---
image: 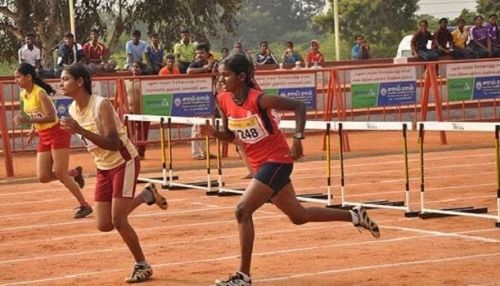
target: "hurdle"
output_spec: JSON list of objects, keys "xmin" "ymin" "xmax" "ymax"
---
[
  {"xmin": 417, "ymin": 121, "xmax": 500, "ymax": 228},
  {"xmin": 216, "ymin": 119, "xmax": 338, "ymax": 205},
  {"xmin": 329, "ymin": 121, "xmax": 417, "ymax": 216},
  {"xmin": 125, "ymin": 114, "xmax": 219, "ymax": 193}
]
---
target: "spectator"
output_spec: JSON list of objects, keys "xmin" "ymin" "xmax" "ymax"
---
[
  {"xmin": 146, "ymin": 32, "xmax": 165, "ymax": 74},
  {"xmin": 255, "ymin": 41, "xmax": 277, "ymax": 65},
  {"xmin": 173, "ymin": 28, "xmax": 196, "ymax": 74},
  {"xmin": 125, "ymin": 30, "xmax": 149, "ymax": 72},
  {"xmin": 187, "ymin": 43, "xmax": 216, "ymax": 160},
  {"xmin": 54, "ymin": 32, "xmax": 84, "ymax": 77},
  {"xmin": 486, "ymin": 14, "xmax": 500, "ymax": 57},
  {"xmin": 281, "ymin": 41, "xmax": 303, "ymax": 65},
  {"xmin": 212, "ymin": 47, "xmax": 230, "ymax": 73},
  {"xmin": 232, "ymin": 42, "xmax": 253, "ymax": 64},
  {"xmin": 451, "ymin": 18, "xmax": 473, "ymax": 59},
  {"xmin": 469, "ymin": 15, "xmax": 491, "ymax": 58},
  {"xmin": 351, "ymin": 34, "xmax": 371, "ymax": 60},
  {"xmin": 159, "ymin": 54, "xmax": 180, "ymax": 76},
  {"xmin": 433, "ymin": 18, "xmax": 456, "ymax": 58},
  {"xmin": 411, "ymin": 20, "xmax": 439, "ymax": 61},
  {"xmin": 18, "ymin": 33, "xmax": 52, "ymax": 78},
  {"xmin": 82, "ymin": 29, "xmax": 112, "ymax": 74},
  {"xmin": 126, "ymin": 61, "xmax": 149, "ymax": 159},
  {"xmin": 306, "ymin": 39, "xmax": 325, "ymax": 66}
]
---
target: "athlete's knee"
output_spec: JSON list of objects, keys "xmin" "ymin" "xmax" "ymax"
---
[
  {"xmin": 234, "ymin": 203, "xmax": 252, "ymax": 223},
  {"xmin": 111, "ymin": 215, "xmax": 129, "ymax": 231},
  {"xmin": 38, "ymin": 174, "xmax": 51, "ymax": 183},
  {"xmin": 289, "ymin": 214, "xmax": 308, "ymax": 225},
  {"xmin": 53, "ymin": 169, "xmax": 67, "ymax": 181},
  {"xmin": 97, "ymin": 222, "xmax": 114, "ymax": 232}
]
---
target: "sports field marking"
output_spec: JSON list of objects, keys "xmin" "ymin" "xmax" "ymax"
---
[
  {"xmin": 381, "ymin": 225, "xmax": 499, "ymax": 243},
  {"xmin": 255, "ymin": 252, "xmax": 500, "ymax": 283},
  {"xmin": 2, "ymin": 232, "xmax": 498, "ymax": 286}
]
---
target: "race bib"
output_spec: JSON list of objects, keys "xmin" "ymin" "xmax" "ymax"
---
[
  {"xmin": 228, "ymin": 114, "xmax": 268, "ymax": 144},
  {"xmin": 24, "ymin": 106, "xmax": 44, "ymax": 119}
]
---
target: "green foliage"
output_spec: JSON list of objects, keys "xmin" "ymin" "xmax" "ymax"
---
[
  {"xmin": 457, "ymin": 9, "xmax": 478, "ymax": 25},
  {"xmin": 477, "ymin": 0, "xmax": 500, "ymax": 17},
  {"xmin": 0, "ymin": 61, "xmax": 17, "ymax": 76},
  {"xmin": 314, "ymin": 0, "xmax": 419, "ymax": 58}
]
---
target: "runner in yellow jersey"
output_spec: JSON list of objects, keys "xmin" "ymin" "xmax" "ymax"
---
[{"xmin": 14, "ymin": 63, "xmax": 92, "ymax": 218}]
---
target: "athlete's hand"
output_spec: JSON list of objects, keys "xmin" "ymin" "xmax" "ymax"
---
[
  {"xmin": 26, "ymin": 129, "xmax": 37, "ymax": 144},
  {"xmin": 60, "ymin": 116, "xmax": 82, "ymax": 134},
  {"xmin": 289, "ymin": 139, "xmax": 303, "ymax": 160},
  {"xmin": 14, "ymin": 115, "xmax": 29, "ymax": 125}
]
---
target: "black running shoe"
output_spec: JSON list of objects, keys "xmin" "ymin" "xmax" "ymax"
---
[
  {"xmin": 352, "ymin": 206, "xmax": 380, "ymax": 238},
  {"xmin": 125, "ymin": 264, "xmax": 153, "ymax": 283},
  {"xmin": 73, "ymin": 166, "xmax": 85, "ymax": 188},
  {"xmin": 74, "ymin": 205, "xmax": 93, "ymax": 219}
]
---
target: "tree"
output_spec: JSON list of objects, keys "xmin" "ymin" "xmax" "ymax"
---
[
  {"xmin": 314, "ymin": 0, "xmax": 419, "ymax": 58},
  {"xmin": 476, "ymin": 0, "xmax": 500, "ymax": 17},
  {"xmin": 457, "ymin": 8, "xmax": 477, "ymax": 25},
  {"xmin": 0, "ymin": 0, "xmax": 243, "ymax": 67}
]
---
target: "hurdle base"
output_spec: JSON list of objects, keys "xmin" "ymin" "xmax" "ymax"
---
[
  {"xmin": 327, "ymin": 200, "xmax": 405, "ymax": 210},
  {"xmin": 167, "ymin": 180, "xmax": 219, "ymax": 190},
  {"xmin": 419, "ymin": 207, "xmax": 488, "ymax": 219},
  {"xmin": 296, "ymin": 193, "xmax": 329, "ymax": 200},
  {"xmin": 137, "ymin": 175, "xmax": 179, "ymax": 184},
  {"xmin": 404, "ymin": 211, "xmax": 420, "ymax": 217},
  {"xmin": 217, "ymin": 189, "xmax": 245, "ymax": 197},
  {"xmin": 495, "ymin": 222, "xmax": 500, "ymax": 228}
]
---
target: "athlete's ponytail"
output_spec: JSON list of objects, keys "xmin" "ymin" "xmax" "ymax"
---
[{"xmin": 16, "ymin": 63, "xmax": 56, "ymax": 95}]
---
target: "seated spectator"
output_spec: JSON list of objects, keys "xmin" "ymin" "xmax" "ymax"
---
[
  {"xmin": 451, "ymin": 18, "xmax": 473, "ymax": 59},
  {"xmin": 174, "ymin": 28, "xmax": 196, "ymax": 74},
  {"xmin": 147, "ymin": 32, "xmax": 165, "ymax": 74},
  {"xmin": 125, "ymin": 30, "xmax": 149, "ymax": 72},
  {"xmin": 411, "ymin": 20, "xmax": 439, "ymax": 61},
  {"xmin": 232, "ymin": 42, "xmax": 253, "ymax": 64},
  {"xmin": 212, "ymin": 47, "xmax": 230, "ymax": 73},
  {"xmin": 255, "ymin": 41, "xmax": 277, "ymax": 65},
  {"xmin": 159, "ymin": 54, "xmax": 180, "ymax": 76},
  {"xmin": 306, "ymin": 39, "xmax": 325, "ymax": 66},
  {"xmin": 433, "ymin": 18, "xmax": 458, "ymax": 58},
  {"xmin": 18, "ymin": 33, "xmax": 52, "ymax": 78},
  {"xmin": 54, "ymin": 32, "xmax": 84, "ymax": 77},
  {"xmin": 469, "ymin": 15, "xmax": 491, "ymax": 58},
  {"xmin": 82, "ymin": 29, "xmax": 115, "ymax": 74},
  {"xmin": 126, "ymin": 61, "xmax": 149, "ymax": 159},
  {"xmin": 351, "ymin": 35, "xmax": 371, "ymax": 60},
  {"xmin": 281, "ymin": 41, "xmax": 303, "ymax": 64},
  {"xmin": 486, "ymin": 14, "xmax": 500, "ymax": 57}
]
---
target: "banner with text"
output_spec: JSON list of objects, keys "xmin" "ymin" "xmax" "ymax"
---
[
  {"xmin": 141, "ymin": 77, "xmax": 214, "ymax": 116},
  {"xmin": 254, "ymin": 72, "xmax": 316, "ymax": 109},
  {"xmin": 350, "ymin": 66, "xmax": 417, "ymax": 108},
  {"xmin": 447, "ymin": 62, "xmax": 500, "ymax": 101}
]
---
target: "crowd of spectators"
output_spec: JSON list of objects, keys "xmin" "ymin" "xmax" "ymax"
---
[{"xmin": 17, "ymin": 13, "xmax": 500, "ymax": 79}]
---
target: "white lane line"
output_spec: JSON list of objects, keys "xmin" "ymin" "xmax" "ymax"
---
[
  {"xmin": 381, "ymin": 225, "xmax": 499, "ymax": 243},
  {"xmin": 2, "ymin": 232, "xmax": 497, "ymax": 286},
  {"xmin": 256, "ymin": 252, "xmax": 500, "ymax": 283},
  {"xmin": 191, "ymin": 202, "xmax": 222, "ymax": 208}
]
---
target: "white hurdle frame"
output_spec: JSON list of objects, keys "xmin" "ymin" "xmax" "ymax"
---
[
  {"xmin": 335, "ymin": 121, "xmax": 415, "ymax": 214},
  {"xmin": 125, "ymin": 114, "xmax": 218, "ymax": 192},
  {"xmin": 417, "ymin": 121, "xmax": 500, "ymax": 227}
]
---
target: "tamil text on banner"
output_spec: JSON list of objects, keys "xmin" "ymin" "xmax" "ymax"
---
[
  {"xmin": 141, "ymin": 77, "xmax": 214, "ymax": 116},
  {"xmin": 447, "ymin": 61, "xmax": 500, "ymax": 102},
  {"xmin": 254, "ymin": 72, "xmax": 316, "ymax": 109},
  {"xmin": 350, "ymin": 66, "xmax": 417, "ymax": 108}
]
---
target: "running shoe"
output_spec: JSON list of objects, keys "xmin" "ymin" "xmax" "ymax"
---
[
  {"xmin": 74, "ymin": 205, "xmax": 93, "ymax": 219},
  {"xmin": 125, "ymin": 264, "xmax": 153, "ymax": 283},
  {"xmin": 144, "ymin": 183, "xmax": 168, "ymax": 210},
  {"xmin": 73, "ymin": 166, "xmax": 85, "ymax": 188},
  {"xmin": 214, "ymin": 272, "xmax": 252, "ymax": 286},
  {"xmin": 352, "ymin": 206, "xmax": 380, "ymax": 238}
]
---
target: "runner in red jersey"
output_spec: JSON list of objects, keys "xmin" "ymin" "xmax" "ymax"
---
[{"xmin": 203, "ymin": 53, "xmax": 381, "ymax": 286}]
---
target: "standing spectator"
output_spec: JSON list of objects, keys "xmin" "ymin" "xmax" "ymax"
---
[
  {"xmin": 351, "ymin": 35, "xmax": 371, "ymax": 60},
  {"xmin": 146, "ymin": 33, "xmax": 165, "ymax": 75},
  {"xmin": 255, "ymin": 41, "xmax": 277, "ymax": 65},
  {"xmin": 451, "ymin": 18, "xmax": 473, "ymax": 59},
  {"xmin": 433, "ymin": 18, "xmax": 456, "ymax": 58},
  {"xmin": 411, "ymin": 20, "xmax": 439, "ymax": 61},
  {"xmin": 486, "ymin": 14, "xmax": 500, "ymax": 57},
  {"xmin": 82, "ymin": 29, "xmax": 110, "ymax": 74},
  {"xmin": 18, "ymin": 33, "xmax": 52, "ymax": 78},
  {"xmin": 212, "ymin": 47, "xmax": 230, "ymax": 73},
  {"xmin": 187, "ymin": 43, "xmax": 216, "ymax": 160},
  {"xmin": 54, "ymin": 32, "xmax": 84, "ymax": 77},
  {"xmin": 159, "ymin": 54, "xmax": 180, "ymax": 76},
  {"xmin": 125, "ymin": 30, "xmax": 149, "ymax": 72},
  {"xmin": 173, "ymin": 28, "xmax": 196, "ymax": 74},
  {"xmin": 126, "ymin": 61, "xmax": 150, "ymax": 159},
  {"xmin": 232, "ymin": 42, "xmax": 253, "ymax": 64},
  {"xmin": 469, "ymin": 15, "xmax": 491, "ymax": 58},
  {"xmin": 306, "ymin": 39, "xmax": 325, "ymax": 66},
  {"xmin": 281, "ymin": 41, "xmax": 304, "ymax": 65}
]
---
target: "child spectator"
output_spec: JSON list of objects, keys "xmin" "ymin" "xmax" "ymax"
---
[
  {"xmin": 351, "ymin": 35, "xmax": 371, "ymax": 60},
  {"xmin": 411, "ymin": 20, "xmax": 439, "ymax": 61},
  {"xmin": 159, "ymin": 54, "xmax": 180, "ymax": 76}
]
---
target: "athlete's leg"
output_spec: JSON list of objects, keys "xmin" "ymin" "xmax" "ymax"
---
[
  {"xmin": 36, "ymin": 150, "xmax": 55, "ymax": 183},
  {"xmin": 235, "ymin": 179, "xmax": 274, "ymax": 275},
  {"xmin": 52, "ymin": 148, "xmax": 90, "ymax": 206},
  {"xmin": 112, "ymin": 197, "xmax": 146, "ymax": 263},
  {"xmin": 95, "ymin": 201, "xmax": 114, "ymax": 231}
]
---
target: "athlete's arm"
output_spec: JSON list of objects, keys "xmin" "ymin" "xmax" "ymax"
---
[
  {"xmin": 18, "ymin": 90, "xmax": 57, "ymax": 125},
  {"xmin": 200, "ymin": 103, "xmax": 235, "ymax": 142}
]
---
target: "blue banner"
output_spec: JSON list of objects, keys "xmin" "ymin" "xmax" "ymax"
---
[
  {"xmin": 377, "ymin": 81, "xmax": 417, "ymax": 106},
  {"xmin": 277, "ymin": 87, "xmax": 316, "ymax": 109},
  {"xmin": 53, "ymin": 98, "xmax": 73, "ymax": 118},
  {"xmin": 473, "ymin": 76, "xmax": 500, "ymax": 100},
  {"xmin": 171, "ymin": 92, "xmax": 214, "ymax": 117}
]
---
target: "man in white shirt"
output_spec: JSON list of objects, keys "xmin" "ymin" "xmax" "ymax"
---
[{"xmin": 18, "ymin": 33, "xmax": 53, "ymax": 78}]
